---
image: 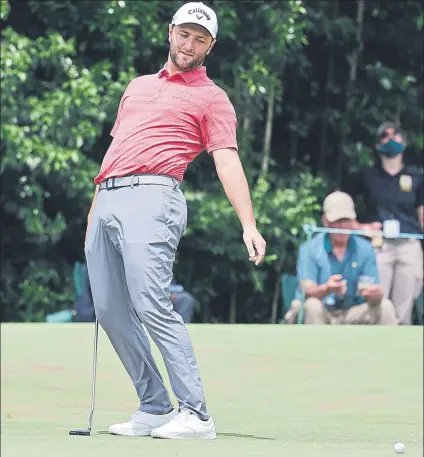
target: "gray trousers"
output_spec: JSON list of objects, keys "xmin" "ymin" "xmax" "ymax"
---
[{"xmin": 84, "ymin": 175, "xmax": 209, "ymax": 420}]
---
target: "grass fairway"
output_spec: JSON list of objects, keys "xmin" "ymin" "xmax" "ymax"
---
[{"xmin": 1, "ymin": 324, "xmax": 423, "ymax": 457}]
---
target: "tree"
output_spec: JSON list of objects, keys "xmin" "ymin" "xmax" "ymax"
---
[{"xmin": 1, "ymin": 0, "xmax": 422, "ymax": 323}]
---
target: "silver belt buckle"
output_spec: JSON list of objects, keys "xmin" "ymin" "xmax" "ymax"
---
[{"xmin": 131, "ymin": 175, "xmax": 139, "ymax": 188}]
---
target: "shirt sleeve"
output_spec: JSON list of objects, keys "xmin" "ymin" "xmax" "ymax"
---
[
  {"xmin": 200, "ymin": 91, "xmax": 238, "ymax": 153},
  {"xmin": 415, "ymin": 173, "xmax": 424, "ymax": 208},
  {"xmin": 360, "ymin": 246, "xmax": 380, "ymax": 285},
  {"xmin": 297, "ymin": 241, "xmax": 319, "ymax": 283}
]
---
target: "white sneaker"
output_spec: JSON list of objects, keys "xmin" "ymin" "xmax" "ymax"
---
[
  {"xmin": 150, "ymin": 410, "xmax": 216, "ymax": 440},
  {"xmin": 109, "ymin": 410, "xmax": 177, "ymax": 436}
]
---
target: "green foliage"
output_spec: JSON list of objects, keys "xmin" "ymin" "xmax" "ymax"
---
[
  {"xmin": 1, "ymin": 0, "xmax": 422, "ymax": 322},
  {"xmin": 0, "ymin": 0, "xmax": 9, "ymax": 20}
]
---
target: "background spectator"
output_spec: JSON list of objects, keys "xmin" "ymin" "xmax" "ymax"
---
[
  {"xmin": 284, "ymin": 191, "xmax": 397, "ymax": 325},
  {"xmin": 170, "ymin": 280, "xmax": 198, "ymax": 324},
  {"xmin": 341, "ymin": 122, "xmax": 424, "ymax": 324}
]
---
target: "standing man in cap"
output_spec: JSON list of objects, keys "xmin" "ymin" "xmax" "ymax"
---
[
  {"xmin": 284, "ymin": 191, "xmax": 397, "ymax": 325},
  {"xmin": 342, "ymin": 122, "xmax": 423, "ymax": 325},
  {"xmin": 84, "ymin": 2, "xmax": 266, "ymax": 440}
]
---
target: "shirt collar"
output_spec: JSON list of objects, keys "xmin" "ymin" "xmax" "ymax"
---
[
  {"xmin": 158, "ymin": 63, "xmax": 207, "ymax": 83},
  {"xmin": 375, "ymin": 161, "xmax": 406, "ymax": 177},
  {"xmin": 324, "ymin": 233, "xmax": 356, "ymax": 254}
]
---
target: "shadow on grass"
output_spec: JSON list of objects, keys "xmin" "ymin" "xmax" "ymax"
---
[{"xmin": 218, "ymin": 432, "xmax": 275, "ymax": 441}]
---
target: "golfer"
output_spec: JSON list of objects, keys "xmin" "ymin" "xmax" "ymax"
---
[{"xmin": 84, "ymin": 2, "xmax": 266, "ymax": 440}]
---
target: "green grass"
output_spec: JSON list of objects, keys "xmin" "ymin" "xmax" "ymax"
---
[{"xmin": 1, "ymin": 323, "xmax": 423, "ymax": 457}]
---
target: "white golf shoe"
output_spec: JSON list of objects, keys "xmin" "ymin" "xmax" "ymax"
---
[
  {"xmin": 109, "ymin": 409, "xmax": 177, "ymax": 436},
  {"xmin": 150, "ymin": 409, "xmax": 216, "ymax": 440}
]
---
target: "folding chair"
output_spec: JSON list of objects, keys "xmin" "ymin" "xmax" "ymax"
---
[{"xmin": 280, "ymin": 273, "xmax": 300, "ymax": 323}]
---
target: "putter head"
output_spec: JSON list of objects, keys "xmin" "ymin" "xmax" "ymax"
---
[{"xmin": 69, "ymin": 429, "xmax": 91, "ymax": 436}]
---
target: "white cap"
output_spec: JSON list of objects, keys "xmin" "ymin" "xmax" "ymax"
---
[
  {"xmin": 171, "ymin": 2, "xmax": 218, "ymax": 39},
  {"xmin": 323, "ymin": 191, "xmax": 356, "ymax": 222}
]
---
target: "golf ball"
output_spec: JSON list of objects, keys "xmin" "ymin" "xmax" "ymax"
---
[{"xmin": 394, "ymin": 442, "xmax": 406, "ymax": 454}]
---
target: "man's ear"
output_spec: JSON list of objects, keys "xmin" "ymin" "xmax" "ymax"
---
[
  {"xmin": 168, "ymin": 24, "xmax": 173, "ymax": 42},
  {"xmin": 322, "ymin": 215, "xmax": 329, "ymax": 227},
  {"xmin": 206, "ymin": 39, "xmax": 216, "ymax": 55}
]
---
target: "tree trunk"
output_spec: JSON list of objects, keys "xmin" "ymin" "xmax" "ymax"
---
[
  {"xmin": 229, "ymin": 289, "xmax": 237, "ymax": 324},
  {"xmin": 289, "ymin": 66, "xmax": 299, "ymax": 166},
  {"xmin": 234, "ymin": 66, "xmax": 250, "ymax": 158},
  {"xmin": 185, "ymin": 255, "xmax": 195, "ymax": 291},
  {"xmin": 260, "ymin": 81, "xmax": 275, "ymax": 178},
  {"xmin": 241, "ymin": 114, "xmax": 251, "ymax": 151},
  {"xmin": 318, "ymin": 0, "xmax": 338, "ymax": 174},
  {"xmin": 270, "ymin": 244, "xmax": 287, "ymax": 323},
  {"xmin": 337, "ymin": 0, "xmax": 365, "ymax": 182},
  {"xmin": 202, "ymin": 301, "xmax": 211, "ymax": 323},
  {"xmin": 243, "ymin": 115, "xmax": 251, "ymax": 134}
]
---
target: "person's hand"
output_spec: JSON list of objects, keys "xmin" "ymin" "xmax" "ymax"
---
[
  {"xmin": 361, "ymin": 221, "xmax": 382, "ymax": 235},
  {"xmin": 327, "ymin": 274, "xmax": 347, "ymax": 295},
  {"xmin": 360, "ymin": 284, "xmax": 383, "ymax": 301},
  {"xmin": 243, "ymin": 225, "xmax": 266, "ymax": 266}
]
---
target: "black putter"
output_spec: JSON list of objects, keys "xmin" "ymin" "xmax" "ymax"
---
[{"xmin": 69, "ymin": 319, "xmax": 99, "ymax": 436}]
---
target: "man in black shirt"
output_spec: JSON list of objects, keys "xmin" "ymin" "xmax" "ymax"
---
[{"xmin": 342, "ymin": 121, "xmax": 423, "ymax": 324}]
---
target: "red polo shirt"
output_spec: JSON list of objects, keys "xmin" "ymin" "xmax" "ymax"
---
[{"xmin": 94, "ymin": 65, "xmax": 238, "ymax": 184}]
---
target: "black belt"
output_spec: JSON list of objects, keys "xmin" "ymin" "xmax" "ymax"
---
[{"xmin": 99, "ymin": 174, "xmax": 179, "ymax": 191}]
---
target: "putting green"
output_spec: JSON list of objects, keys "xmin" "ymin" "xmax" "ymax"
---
[{"xmin": 1, "ymin": 324, "xmax": 423, "ymax": 457}]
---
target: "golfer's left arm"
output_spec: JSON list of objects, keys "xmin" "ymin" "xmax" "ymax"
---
[{"xmin": 212, "ymin": 148, "xmax": 266, "ymax": 265}]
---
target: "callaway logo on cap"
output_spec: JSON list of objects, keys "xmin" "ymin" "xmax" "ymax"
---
[{"xmin": 171, "ymin": 2, "xmax": 218, "ymax": 39}]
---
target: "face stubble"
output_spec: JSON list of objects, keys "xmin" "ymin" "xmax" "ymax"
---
[{"xmin": 169, "ymin": 36, "xmax": 209, "ymax": 72}]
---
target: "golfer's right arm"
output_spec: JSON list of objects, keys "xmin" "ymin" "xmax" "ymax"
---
[{"xmin": 85, "ymin": 185, "xmax": 99, "ymax": 242}]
